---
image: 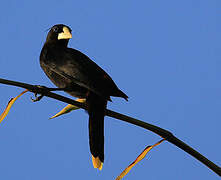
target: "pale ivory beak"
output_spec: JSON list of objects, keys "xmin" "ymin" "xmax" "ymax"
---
[{"xmin": 58, "ymin": 26, "xmax": 72, "ymax": 40}]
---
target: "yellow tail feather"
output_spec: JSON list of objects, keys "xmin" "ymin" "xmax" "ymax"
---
[{"xmin": 92, "ymin": 156, "xmax": 103, "ymax": 170}]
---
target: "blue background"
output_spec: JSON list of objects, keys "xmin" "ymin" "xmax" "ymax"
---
[{"xmin": 0, "ymin": 0, "xmax": 220, "ymax": 179}]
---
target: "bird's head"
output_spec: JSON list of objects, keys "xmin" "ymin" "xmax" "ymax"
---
[{"xmin": 46, "ymin": 24, "xmax": 72, "ymax": 45}]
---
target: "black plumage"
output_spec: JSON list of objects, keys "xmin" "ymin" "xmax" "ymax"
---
[{"xmin": 40, "ymin": 24, "xmax": 128, "ymax": 169}]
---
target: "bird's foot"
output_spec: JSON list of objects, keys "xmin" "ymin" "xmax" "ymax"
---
[
  {"xmin": 31, "ymin": 85, "xmax": 67, "ymax": 102},
  {"xmin": 31, "ymin": 92, "xmax": 44, "ymax": 102},
  {"xmin": 31, "ymin": 85, "xmax": 47, "ymax": 102}
]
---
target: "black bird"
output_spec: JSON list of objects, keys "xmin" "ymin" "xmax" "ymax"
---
[{"xmin": 40, "ymin": 24, "xmax": 128, "ymax": 170}]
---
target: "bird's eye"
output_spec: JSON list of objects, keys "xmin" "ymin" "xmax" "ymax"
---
[{"xmin": 53, "ymin": 27, "xmax": 59, "ymax": 32}]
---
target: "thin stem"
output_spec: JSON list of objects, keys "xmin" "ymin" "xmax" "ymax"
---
[{"xmin": 0, "ymin": 78, "xmax": 220, "ymax": 176}]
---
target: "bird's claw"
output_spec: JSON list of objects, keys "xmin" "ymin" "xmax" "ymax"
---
[
  {"xmin": 31, "ymin": 92, "xmax": 44, "ymax": 102},
  {"xmin": 31, "ymin": 85, "xmax": 48, "ymax": 102}
]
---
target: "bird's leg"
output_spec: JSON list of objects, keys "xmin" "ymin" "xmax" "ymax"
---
[{"xmin": 31, "ymin": 85, "xmax": 67, "ymax": 102}]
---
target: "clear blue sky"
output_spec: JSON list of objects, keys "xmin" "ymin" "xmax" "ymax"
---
[{"xmin": 0, "ymin": 0, "xmax": 220, "ymax": 179}]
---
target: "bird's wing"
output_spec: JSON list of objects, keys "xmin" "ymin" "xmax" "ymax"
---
[
  {"xmin": 65, "ymin": 48, "xmax": 116, "ymax": 85},
  {"xmin": 43, "ymin": 48, "xmax": 115, "ymax": 99}
]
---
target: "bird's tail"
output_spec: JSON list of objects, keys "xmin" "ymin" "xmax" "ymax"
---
[{"xmin": 87, "ymin": 93, "xmax": 107, "ymax": 170}]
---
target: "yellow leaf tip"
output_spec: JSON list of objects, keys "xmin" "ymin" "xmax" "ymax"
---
[
  {"xmin": 49, "ymin": 98, "xmax": 86, "ymax": 119},
  {"xmin": 0, "ymin": 90, "xmax": 28, "ymax": 123}
]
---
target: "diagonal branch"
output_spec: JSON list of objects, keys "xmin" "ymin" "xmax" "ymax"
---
[{"xmin": 0, "ymin": 77, "xmax": 220, "ymax": 176}]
